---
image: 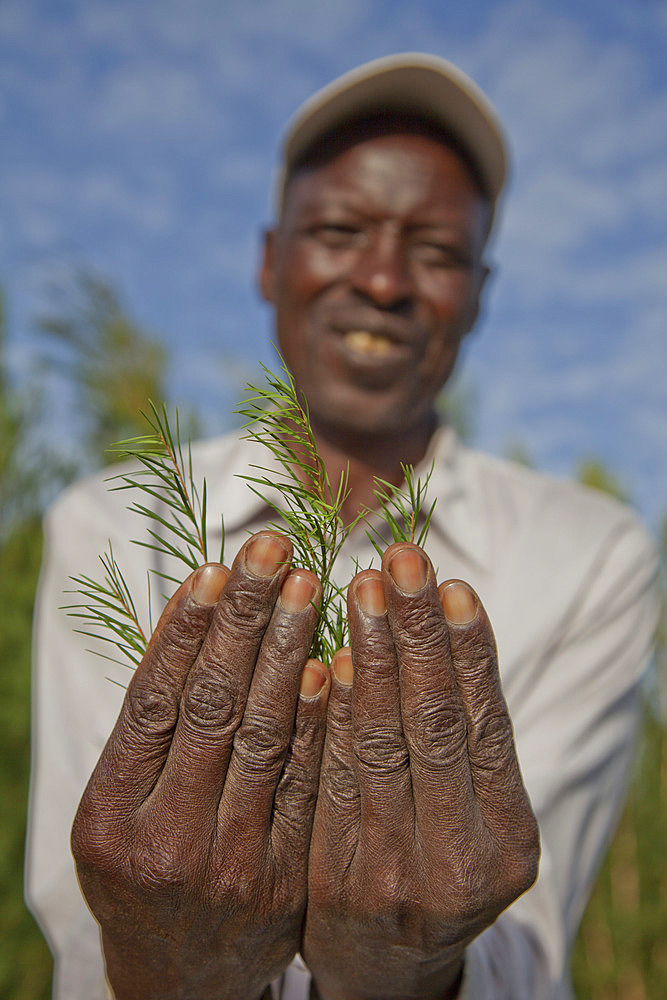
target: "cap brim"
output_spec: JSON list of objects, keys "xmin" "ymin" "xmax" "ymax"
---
[{"xmin": 277, "ymin": 52, "xmax": 508, "ymax": 215}]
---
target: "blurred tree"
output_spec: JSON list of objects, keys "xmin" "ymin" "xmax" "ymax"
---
[
  {"xmin": 503, "ymin": 439, "xmax": 535, "ymax": 468},
  {"xmin": 0, "ymin": 520, "xmax": 52, "ymax": 1000},
  {"xmin": 571, "ymin": 472, "xmax": 665, "ymax": 1000},
  {"xmin": 0, "ymin": 291, "xmax": 45, "ymax": 540},
  {"xmin": 0, "ymin": 286, "xmax": 52, "ymax": 998},
  {"xmin": 36, "ymin": 269, "xmax": 168, "ymax": 466},
  {"xmin": 576, "ymin": 457, "xmax": 630, "ymax": 505}
]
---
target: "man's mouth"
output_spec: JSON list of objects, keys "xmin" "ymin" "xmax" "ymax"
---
[{"xmin": 342, "ymin": 330, "xmax": 395, "ymax": 357}]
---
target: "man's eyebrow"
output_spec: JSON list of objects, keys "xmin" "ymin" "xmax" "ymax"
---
[
  {"xmin": 294, "ymin": 193, "xmax": 370, "ymax": 214},
  {"xmin": 287, "ymin": 199, "xmax": 375, "ymax": 228}
]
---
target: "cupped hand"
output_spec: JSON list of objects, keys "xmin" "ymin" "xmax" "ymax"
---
[
  {"xmin": 71, "ymin": 531, "xmax": 329, "ymax": 1000},
  {"xmin": 303, "ymin": 543, "xmax": 540, "ymax": 1000}
]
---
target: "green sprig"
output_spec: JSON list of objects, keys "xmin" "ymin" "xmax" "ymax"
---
[
  {"xmin": 365, "ymin": 461, "xmax": 437, "ymax": 559},
  {"xmin": 65, "ymin": 544, "xmax": 148, "ymax": 669},
  {"xmin": 236, "ymin": 358, "xmax": 364, "ymax": 662},
  {"xmin": 66, "ymin": 356, "xmax": 435, "ymax": 670},
  {"xmin": 107, "ymin": 400, "xmax": 224, "ymax": 583}
]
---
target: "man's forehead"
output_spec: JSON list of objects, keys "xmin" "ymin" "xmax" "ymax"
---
[
  {"xmin": 283, "ymin": 111, "xmax": 486, "ymax": 206},
  {"xmin": 278, "ymin": 118, "xmax": 493, "ymax": 244}
]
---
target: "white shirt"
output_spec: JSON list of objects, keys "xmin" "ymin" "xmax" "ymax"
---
[{"xmin": 26, "ymin": 425, "xmax": 659, "ymax": 999}]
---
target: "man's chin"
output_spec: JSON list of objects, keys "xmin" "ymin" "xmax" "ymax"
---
[{"xmin": 308, "ymin": 398, "xmax": 429, "ymax": 447}]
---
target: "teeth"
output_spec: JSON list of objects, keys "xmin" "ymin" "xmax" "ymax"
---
[{"xmin": 344, "ymin": 330, "xmax": 393, "ymax": 356}]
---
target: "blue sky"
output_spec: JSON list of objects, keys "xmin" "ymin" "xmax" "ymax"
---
[{"xmin": 1, "ymin": 0, "xmax": 666, "ymax": 529}]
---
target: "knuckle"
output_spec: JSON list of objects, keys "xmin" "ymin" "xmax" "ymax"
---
[
  {"xmin": 321, "ymin": 762, "xmax": 359, "ymax": 807},
  {"xmin": 450, "ymin": 858, "xmax": 489, "ymax": 912},
  {"xmin": 71, "ymin": 802, "xmax": 125, "ymax": 879},
  {"xmin": 367, "ymin": 863, "xmax": 406, "ymax": 914},
  {"xmin": 399, "ymin": 611, "xmax": 447, "ymax": 655},
  {"xmin": 456, "ymin": 631, "xmax": 496, "ymax": 666},
  {"xmin": 158, "ymin": 610, "xmax": 211, "ymax": 661},
  {"xmin": 126, "ymin": 680, "xmax": 178, "ymax": 736},
  {"xmin": 270, "ymin": 616, "xmax": 315, "ymax": 659},
  {"xmin": 232, "ymin": 717, "xmax": 288, "ymax": 776},
  {"xmin": 326, "ymin": 694, "xmax": 352, "ymax": 731},
  {"xmin": 292, "ymin": 706, "xmax": 325, "ymax": 757},
  {"xmin": 506, "ymin": 815, "xmax": 541, "ymax": 894},
  {"xmin": 129, "ymin": 838, "xmax": 191, "ymax": 896},
  {"xmin": 470, "ymin": 710, "xmax": 514, "ymax": 766},
  {"xmin": 273, "ymin": 778, "xmax": 317, "ymax": 834},
  {"xmin": 407, "ymin": 706, "xmax": 467, "ymax": 771},
  {"xmin": 273, "ymin": 715, "xmax": 325, "ymax": 822},
  {"xmin": 279, "ymin": 724, "xmax": 320, "ymax": 795},
  {"xmin": 355, "ymin": 727, "xmax": 409, "ymax": 774},
  {"xmin": 71, "ymin": 810, "xmax": 106, "ymax": 870},
  {"xmin": 213, "ymin": 858, "xmax": 258, "ymax": 912},
  {"xmin": 180, "ymin": 671, "xmax": 239, "ymax": 734},
  {"xmin": 220, "ymin": 584, "xmax": 275, "ymax": 632}
]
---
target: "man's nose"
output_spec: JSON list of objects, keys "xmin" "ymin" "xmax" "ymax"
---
[{"xmin": 351, "ymin": 233, "xmax": 412, "ymax": 308}]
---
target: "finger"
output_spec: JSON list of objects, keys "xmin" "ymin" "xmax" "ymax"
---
[
  {"xmin": 219, "ymin": 569, "xmax": 322, "ymax": 840},
  {"xmin": 347, "ymin": 571, "xmax": 414, "ymax": 854},
  {"xmin": 271, "ymin": 657, "xmax": 330, "ymax": 866},
  {"xmin": 85, "ymin": 562, "xmax": 229, "ymax": 817},
  {"xmin": 382, "ymin": 544, "xmax": 480, "ymax": 836},
  {"xmin": 149, "ymin": 532, "xmax": 292, "ymax": 825},
  {"xmin": 311, "ymin": 648, "xmax": 360, "ymax": 866},
  {"xmin": 439, "ymin": 581, "xmax": 537, "ymax": 848}
]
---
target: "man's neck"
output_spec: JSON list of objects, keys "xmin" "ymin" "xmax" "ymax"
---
[{"xmin": 309, "ymin": 416, "xmax": 437, "ymax": 527}]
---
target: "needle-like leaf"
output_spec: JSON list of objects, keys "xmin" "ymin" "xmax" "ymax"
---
[{"xmin": 66, "ymin": 353, "xmax": 435, "ymax": 670}]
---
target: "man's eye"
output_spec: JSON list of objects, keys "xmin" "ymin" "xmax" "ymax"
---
[
  {"xmin": 414, "ymin": 243, "xmax": 471, "ymax": 268},
  {"xmin": 311, "ymin": 224, "xmax": 364, "ymax": 248}
]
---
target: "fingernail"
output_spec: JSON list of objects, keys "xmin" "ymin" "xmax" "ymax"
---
[
  {"xmin": 355, "ymin": 576, "xmax": 386, "ymax": 616},
  {"xmin": 440, "ymin": 581, "xmax": 478, "ymax": 624},
  {"xmin": 299, "ymin": 659, "xmax": 327, "ymax": 699},
  {"xmin": 332, "ymin": 649, "xmax": 354, "ymax": 687},
  {"xmin": 388, "ymin": 548, "xmax": 427, "ymax": 594},
  {"xmin": 245, "ymin": 533, "xmax": 289, "ymax": 578},
  {"xmin": 192, "ymin": 564, "xmax": 228, "ymax": 605},
  {"xmin": 281, "ymin": 570, "xmax": 318, "ymax": 614}
]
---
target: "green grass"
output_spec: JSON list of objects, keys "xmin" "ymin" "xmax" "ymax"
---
[
  {"xmin": 572, "ymin": 710, "xmax": 666, "ymax": 999},
  {"xmin": 0, "ymin": 523, "xmax": 53, "ymax": 1000}
]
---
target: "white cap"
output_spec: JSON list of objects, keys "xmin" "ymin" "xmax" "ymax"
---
[{"xmin": 276, "ymin": 52, "xmax": 508, "ymax": 216}]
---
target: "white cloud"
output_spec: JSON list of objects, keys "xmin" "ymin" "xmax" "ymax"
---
[
  {"xmin": 79, "ymin": 174, "xmax": 174, "ymax": 232},
  {"xmin": 93, "ymin": 61, "xmax": 218, "ymax": 134}
]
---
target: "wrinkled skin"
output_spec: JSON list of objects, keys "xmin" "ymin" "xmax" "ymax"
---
[
  {"xmin": 72, "ymin": 533, "xmax": 329, "ymax": 1000},
  {"xmin": 72, "ymin": 533, "xmax": 539, "ymax": 1000},
  {"xmin": 304, "ymin": 550, "xmax": 539, "ymax": 1000}
]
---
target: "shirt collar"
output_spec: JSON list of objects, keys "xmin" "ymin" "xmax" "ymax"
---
[
  {"xmin": 203, "ymin": 420, "xmax": 491, "ymax": 571},
  {"xmin": 419, "ymin": 423, "xmax": 490, "ymax": 571}
]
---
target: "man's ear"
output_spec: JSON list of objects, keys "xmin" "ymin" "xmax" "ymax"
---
[
  {"xmin": 258, "ymin": 228, "xmax": 277, "ymax": 303},
  {"xmin": 464, "ymin": 262, "xmax": 492, "ymax": 336}
]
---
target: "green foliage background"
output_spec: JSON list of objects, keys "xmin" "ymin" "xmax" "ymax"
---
[{"xmin": 0, "ymin": 277, "xmax": 664, "ymax": 998}]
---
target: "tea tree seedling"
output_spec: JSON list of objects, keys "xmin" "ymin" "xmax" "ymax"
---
[{"xmin": 66, "ymin": 357, "xmax": 435, "ymax": 669}]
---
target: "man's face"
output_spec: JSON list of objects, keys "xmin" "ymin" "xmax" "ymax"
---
[{"xmin": 259, "ymin": 131, "xmax": 490, "ymax": 440}]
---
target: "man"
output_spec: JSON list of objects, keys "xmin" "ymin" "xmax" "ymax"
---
[{"xmin": 27, "ymin": 54, "xmax": 658, "ymax": 999}]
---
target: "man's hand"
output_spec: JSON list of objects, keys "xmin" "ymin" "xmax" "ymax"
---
[
  {"xmin": 303, "ymin": 542, "xmax": 540, "ymax": 1000},
  {"xmin": 71, "ymin": 532, "xmax": 329, "ymax": 1000}
]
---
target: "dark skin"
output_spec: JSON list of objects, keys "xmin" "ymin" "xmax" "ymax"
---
[
  {"xmin": 72, "ymin": 130, "xmax": 539, "ymax": 1000},
  {"xmin": 260, "ymin": 131, "xmax": 491, "ymax": 523}
]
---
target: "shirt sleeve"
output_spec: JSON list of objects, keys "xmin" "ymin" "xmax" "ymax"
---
[
  {"xmin": 25, "ymin": 479, "xmax": 146, "ymax": 999},
  {"xmin": 456, "ymin": 507, "xmax": 660, "ymax": 999}
]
